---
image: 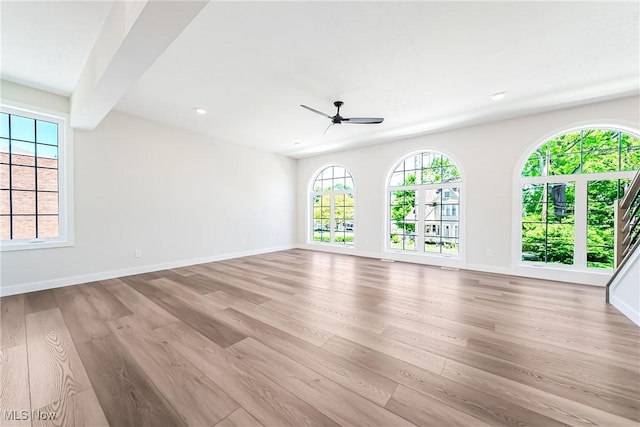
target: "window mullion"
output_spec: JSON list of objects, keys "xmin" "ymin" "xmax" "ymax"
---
[
  {"xmin": 34, "ymin": 119, "xmax": 39, "ymax": 239},
  {"xmin": 7, "ymin": 115, "xmax": 13, "ymax": 239},
  {"xmin": 416, "ymin": 190, "xmax": 425, "ymax": 252},
  {"xmin": 330, "ymin": 192, "xmax": 336, "ymax": 243},
  {"xmin": 574, "ymin": 178, "xmax": 588, "ymax": 268}
]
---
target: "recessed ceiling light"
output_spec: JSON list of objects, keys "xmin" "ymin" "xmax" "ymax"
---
[
  {"xmin": 293, "ymin": 142, "xmax": 301, "ymax": 146},
  {"xmin": 491, "ymin": 91, "xmax": 507, "ymax": 101},
  {"xmin": 194, "ymin": 107, "xmax": 207, "ymax": 115}
]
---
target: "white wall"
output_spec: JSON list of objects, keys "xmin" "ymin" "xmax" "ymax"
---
[
  {"xmin": 609, "ymin": 244, "xmax": 640, "ymax": 326},
  {"xmin": 296, "ymin": 96, "xmax": 640, "ymax": 285},
  {"xmin": 1, "ymin": 83, "xmax": 296, "ymax": 295}
]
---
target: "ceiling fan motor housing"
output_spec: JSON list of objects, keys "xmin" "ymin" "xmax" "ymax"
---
[{"xmin": 333, "ymin": 101, "xmax": 344, "ymax": 123}]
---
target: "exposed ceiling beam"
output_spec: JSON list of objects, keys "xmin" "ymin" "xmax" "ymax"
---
[{"xmin": 70, "ymin": 0, "xmax": 207, "ymax": 130}]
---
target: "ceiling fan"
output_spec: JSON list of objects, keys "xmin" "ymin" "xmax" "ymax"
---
[{"xmin": 300, "ymin": 101, "xmax": 384, "ymax": 134}]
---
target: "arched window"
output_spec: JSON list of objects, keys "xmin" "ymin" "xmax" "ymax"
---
[
  {"xmin": 388, "ymin": 151, "xmax": 462, "ymax": 255},
  {"xmin": 311, "ymin": 166, "xmax": 354, "ymax": 246},
  {"xmin": 520, "ymin": 128, "xmax": 640, "ymax": 269}
]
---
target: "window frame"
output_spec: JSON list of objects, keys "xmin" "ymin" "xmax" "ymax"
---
[
  {"xmin": 309, "ymin": 165, "xmax": 356, "ymax": 247},
  {"xmin": 515, "ymin": 126, "xmax": 640, "ymax": 271},
  {"xmin": 0, "ymin": 102, "xmax": 74, "ymax": 252},
  {"xmin": 385, "ymin": 150, "xmax": 464, "ymax": 258}
]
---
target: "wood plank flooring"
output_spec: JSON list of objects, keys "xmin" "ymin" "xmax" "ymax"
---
[{"xmin": 1, "ymin": 249, "xmax": 638, "ymax": 426}]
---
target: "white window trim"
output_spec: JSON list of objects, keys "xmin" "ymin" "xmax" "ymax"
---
[
  {"xmin": 517, "ymin": 170, "xmax": 636, "ymax": 271},
  {"xmin": 513, "ymin": 124, "xmax": 640, "ymax": 272},
  {"xmin": 308, "ymin": 165, "xmax": 356, "ymax": 248},
  {"xmin": 386, "ymin": 182, "xmax": 463, "ymax": 258},
  {"xmin": 0, "ymin": 102, "xmax": 74, "ymax": 252},
  {"xmin": 384, "ymin": 150, "xmax": 465, "ymax": 259}
]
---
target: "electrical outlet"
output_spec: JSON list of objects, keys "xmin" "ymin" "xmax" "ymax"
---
[
  {"xmin": 134, "ymin": 249, "xmax": 142, "ymax": 258},
  {"xmin": 485, "ymin": 248, "xmax": 493, "ymax": 257}
]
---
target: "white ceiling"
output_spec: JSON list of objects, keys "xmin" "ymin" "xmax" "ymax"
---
[
  {"xmin": 0, "ymin": 0, "xmax": 111, "ymax": 95},
  {"xmin": 2, "ymin": 2, "xmax": 639, "ymax": 158}
]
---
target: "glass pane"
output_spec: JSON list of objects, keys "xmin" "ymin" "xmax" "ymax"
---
[
  {"xmin": 0, "ymin": 215, "xmax": 9, "ymax": 239},
  {"xmin": 424, "ymin": 188, "xmax": 441, "ymax": 206},
  {"xmin": 441, "ymin": 166, "xmax": 461, "ymax": 182},
  {"xmin": 0, "ymin": 138, "xmax": 8, "ymax": 163},
  {"xmin": 586, "ymin": 129, "xmax": 618, "ymax": 151},
  {"xmin": 0, "ymin": 113, "xmax": 8, "ymax": 139},
  {"xmin": 522, "ymin": 149, "xmax": 544, "ymax": 177},
  {"xmin": 546, "ymin": 183, "xmax": 574, "ymax": 223},
  {"xmin": 522, "ymin": 185, "xmax": 544, "ymax": 222},
  {"xmin": 522, "ymin": 182, "xmax": 575, "ymax": 265},
  {"xmin": 621, "ymin": 133, "xmax": 640, "ymax": 148},
  {"xmin": 586, "ymin": 179, "xmax": 625, "ymax": 269},
  {"xmin": 37, "ymin": 144, "xmax": 58, "ymax": 168},
  {"xmin": 333, "ymin": 166, "xmax": 346, "ymax": 178},
  {"xmin": 424, "ymin": 239, "xmax": 440, "ymax": 253},
  {"xmin": 12, "ymin": 165, "xmax": 35, "ymax": 190},
  {"xmin": 344, "ymin": 193, "xmax": 354, "ymax": 207},
  {"xmin": 442, "ymin": 240, "xmax": 458, "ymax": 255},
  {"xmin": 390, "ymin": 233, "xmax": 402, "ymax": 249},
  {"xmin": 333, "ymin": 176, "xmax": 345, "ymax": 190},
  {"xmin": 38, "ymin": 215, "xmax": 59, "ymax": 238},
  {"xmin": 319, "ymin": 179, "xmax": 331, "ymax": 191},
  {"xmin": 0, "ymin": 190, "xmax": 9, "ymax": 214},
  {"xmin": 581, "ymin": 129, "xmax": 605, "ymax": 151},
  {"xmin": 10, "ymin": 115, "xmax": 35, "ymax": 142},
  {"xmin": 343, "ymin": 177, "xmax": 354, "ymax": 190},
  {"xmin": 334, "ymin": 190, "xmax": 353, "ymax": 245},
  {"xmin": 313, "ymin": 179, "xmax": 323, "ymax": 191},
  {"xmin": 37, "ymin": 168, "xmax": 58, "ymax": 191},
  {"xmin": 321, "ymin": 167, "xmax": 333, "ymax": 180},
  {"xmin": 390, "ymin": 189, "xmax": 416, "ymax": 249},
  {"xmin": 401, "ymin": 171, "xmax": 416, "ymax": 186},
  {"xmin": 38, "ymin": 192, "xmax": 58, "ymax": 215},
  {"xmin": 548, "ymin": 132, "xmax": 581, "ymax": 154},
  {"xmin": 403, "ymin": 236, "xmax": 416, "ymax": 251},
  {"xmin": 404, "ymin": 155, "xmax": 420, "ymax": 171},
  {"xmin": 546, "ymin": 224, "xmax": 574, "ymax": 264},
  {"xmin": 421, "ymin": 152, "xmax": 436, "ymax": 169},
  {"xmin": 12, "ymin": 215, "xmax": 36, "ymax": 239},
  {"xmin": 12, "ymin": 190, "xmax": 35, "ymax": 214},
  {"xmin": 582, "ymin": 149, "xmax": 619, "ymax": 174},
  {"xmin": 0, "ymin": 164, "xmax": 8, "ymax": 189},
  {"xmin": 549, "ymin": 153, "xmax": 580, "ymax": 175},
  {"xmin": 621, "ymin": 148, "xmax": 640, "ymax": 171},
  {"xmin": 11, "ymin": 141, "xmax": 36, "ymax": 166},
  {"xmin": 390, "ymin": 172, "xmax": 404, "ymax": 186},
  {"xmin": 36, "ymin": 120, "xmax": 58, "ymax": 145}
]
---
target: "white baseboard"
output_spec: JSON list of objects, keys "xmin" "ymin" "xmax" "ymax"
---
[
  {"xmin": 296, "ymin": 244, "xmax": 608, "ymax": 286},
  {"xmin": 611, "ymin": 295, "xmax": 640, "ymax": 326},
  {"xmin": 0, "ymin": 245, "xmax": 295, "ymax": 297}
]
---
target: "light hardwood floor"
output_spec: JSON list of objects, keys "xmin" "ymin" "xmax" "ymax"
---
[{"xmin": 1, "ymin": 249, "xmax": 638, "ymax": 426}]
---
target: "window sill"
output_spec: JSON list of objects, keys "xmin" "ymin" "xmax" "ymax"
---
[
  {"xmin": 0, "ymin": 238, "xmax": 74, "ymax": 252},
  {"xmin": 517, "ymin": 262, "xmax": 613, "ymax": 275},
  {"xmin": 309, "ymin": 242, "xmax": 355, "ymax": 249},
  {"xmin": 386, "ymin": 249, "xmax": 461, "ymax": 259}
]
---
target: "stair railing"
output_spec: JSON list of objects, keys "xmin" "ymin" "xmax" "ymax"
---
[{"xmin": 607, "ymin": 169, "xmax": 640, "ymax": 302}]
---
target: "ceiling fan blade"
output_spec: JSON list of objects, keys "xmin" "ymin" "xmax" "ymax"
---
[
  {"xmin": 323, "ymin": 122, "xmax": 333, "ymax": 135},
  {"xmin": 342, "ymin": 117, "xmax": 384, "ymax": 124},
  {"xmin": 300, "ymin": 105, "xmax": 332, "ymax": 119}
]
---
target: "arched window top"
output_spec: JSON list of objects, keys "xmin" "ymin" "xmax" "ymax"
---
[
  {"xmin": 390, "ymin": 151, "xmax": 461, "ymax": 187},
  {"xmin": 312, "ymin": 165, "xmax": 354, "ymax": 192},
  {"xmin": 521, "ymin": 129, "xmax": 640, "ymax": 178}
]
